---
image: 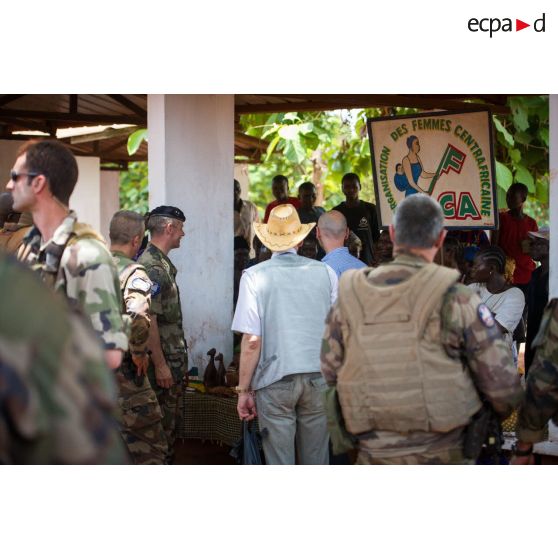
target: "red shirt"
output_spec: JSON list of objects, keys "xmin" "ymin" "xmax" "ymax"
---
[
  {"xmin": 497, "ymin": 210, "xmax": 538, "ymax": 285},
  {"xmin": 263, "ymin": 197, "xmax": 301, "ymax": 223}
]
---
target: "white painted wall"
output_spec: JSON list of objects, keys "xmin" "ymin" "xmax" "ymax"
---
[
  {"xmin": 148, "ymin": 94, "xmax": 235, "ymax": 373},
  {"xmin": 550, "ymin": 95, "xmax": 558, "ymax": 300},
  {"xmin": 70, "ymin": 156, "xmax": 102, "ymax": 233},
  {"xmin": 100, "ymin": 170, "xmax": 121, "ymax": 242}
]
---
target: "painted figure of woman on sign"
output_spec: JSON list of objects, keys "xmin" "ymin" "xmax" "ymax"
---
[{"xmin": 394, "ymin": 135, "xmax": 436, "ymax": 197}]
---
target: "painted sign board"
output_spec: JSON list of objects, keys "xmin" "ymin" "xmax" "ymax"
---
[{"xmin": 367, "ymin": 109, "xmax": 498, "ymax": 229}]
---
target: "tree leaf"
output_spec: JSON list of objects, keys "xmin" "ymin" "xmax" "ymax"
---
[
  {"xmin": 493, "ymin": 116, "xmax": 514, "ymax": 146},
  {"xmin": 515, "ymin": 131, "xmax": 533, "ymax": 145},
  {"xmin": 284, "ymin": 137, "xmax": 306, "ymax": 164},
  {"xmin": 265, "ymin": 135, "xmax": 281, "ymax": 162},
  {"xmin": 510, "ymin": 100, "xmax": 530, "ymax": 132},
  {"xmin": 509, "ymin": 148, "xmax": 521, "ymax": 163},
  {"xmin": 127, "ymin": 128, "xmax": 148, "ymax": 155},
  {"xmin": 538, "ymin": 128, "xmax": 549, "ymax": 146},
  {"xmin": 278, "ymin": 124, "xmax": 301, "ymax": 140},
  {"xmin": 535, "ymin": 177, "xmax": 549, "ymax": 203},
  {"xmin": 514, "ymin": 164, "xmax": 535, "ymax": 192},
  {"xmin": 495, "ymin": 161, "xmax": 513, "ymax": 189},
  {"xmin": 299, "ymin": 122, "xmax": 314, "ymax": 134},
  {"xmin": 283, "ymin": 112, "xmax": 300, "ymax": 123}
]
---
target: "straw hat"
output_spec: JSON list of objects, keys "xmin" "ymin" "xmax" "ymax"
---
[{"xmin": 253, "ymin": 204, "xmax": 315, "ymax": 252}]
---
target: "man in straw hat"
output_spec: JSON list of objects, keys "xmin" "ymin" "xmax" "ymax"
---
[{"xmin": 231, "ymin": 204, "xmax": 338, "ymax": 465}]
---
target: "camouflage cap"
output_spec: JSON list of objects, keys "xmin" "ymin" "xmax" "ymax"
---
[{"xmin": 148, "ymin": 206, "xmax": 186, "ymax": 222}]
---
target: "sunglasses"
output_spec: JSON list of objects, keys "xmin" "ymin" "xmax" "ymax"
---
[{"xmin": 10, "ymin": 170, "xmax": 40, "ymax": 182}]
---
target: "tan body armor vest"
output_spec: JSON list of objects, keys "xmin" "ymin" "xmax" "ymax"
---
[
  {"xmin": 336, "ymin": 263, "xmax": 481, "ymax": 435},
  {"xmin": 0, "ymin": 225, "xmax": 32, "ymax": 255}
]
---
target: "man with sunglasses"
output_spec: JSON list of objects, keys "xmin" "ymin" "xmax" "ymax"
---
[{"xmin": 6, "ymin": 139, "xmax": 127, "ymax": 372}]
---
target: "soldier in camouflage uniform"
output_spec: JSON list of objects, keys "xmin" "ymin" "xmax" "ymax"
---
[
  {"xmin": 0, "ymin": 251, "xmax": 128, "ymax": 464},
  {"xmin": 139, "ymin": 206, "xmax": 188, "ymax": 461},
  {"xmin": 6, "ymin": 140, "xmax": 127, "ymax": 370},
  {"xmin": 321, "ymin": 194, "xmax": 522, "ymax": 464},
  {"xmin": 513, "ymin": 298, "xmax": 558, "ymax": 464},
  {"xmin": 109, "ymin": 210, "xmax": 168, "ymax": 464},
  {"xmin": 0, "ymin": 192, "xmax": 33, "ymax": 254}
]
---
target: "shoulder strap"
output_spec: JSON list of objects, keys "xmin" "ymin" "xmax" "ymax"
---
[
  {"xmin": 414, "ymin": 264, "xmax": 460, "ymax": 333},
  {"xmin": 67, "ymin": 222, "xmax": 106, "ymax": 246}
]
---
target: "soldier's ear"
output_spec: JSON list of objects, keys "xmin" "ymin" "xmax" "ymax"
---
[{"xmin": 32, "ymin": 174, "xmax": 49, "ymax": 196}]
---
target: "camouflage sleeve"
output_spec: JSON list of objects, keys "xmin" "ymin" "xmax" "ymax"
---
[
  {"xmin": 517, "ymin": 300, "xmax": 558, "ymax": 443},
  {"xmin": 320, "ymin": 302, "xmax": 346, "ymax": 385},
  {"xmin": 441, "ymin": 283, "xmax": 522, "ymax": 417},
  {"xmin": 61, "ymin": 238, "xmax": 128, "ymax": 352},
  {"xmin": 0, "ymin": 255, "xmax": 127, "ymax": 464},
  {"xmin": 143, "ymin": 264, "xmax": 166, "ymax": 317},
  {"xmin": 124, "ymin": 267, "xmax": 152, "ymax": 355}
]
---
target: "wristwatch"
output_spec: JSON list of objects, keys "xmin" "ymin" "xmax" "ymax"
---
[{"xmin": 234, "ymin": 386, "xmax": 252, "ymax": 394}]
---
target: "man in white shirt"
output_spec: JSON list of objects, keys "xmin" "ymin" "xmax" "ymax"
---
[{"xmin": 231, "ymin": 204, "xmax": 337, "ymax": 464}]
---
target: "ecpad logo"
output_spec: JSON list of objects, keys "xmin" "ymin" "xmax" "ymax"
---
[{"xmin": 468, "ymin": 13, "xmax": 545, "ymax": 37}]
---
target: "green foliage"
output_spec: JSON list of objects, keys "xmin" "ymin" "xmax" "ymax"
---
[
  {"xmin": 119, "ymin": 162, "xmax": 148, "ymax": 214},
  {"xmin": 241, "ymin": 108, "xmax": 418, "ymax": 211},
  {"xmin": 492, "ymin": 95, "xmax": 549, "ymax": 225},
  {"xmin": 240, "ymin": 96, "xmax": 549, "ymax": 227},
  {"xmin": 127, "ymin": 128, "xmax": 148, "ymax": 156}
]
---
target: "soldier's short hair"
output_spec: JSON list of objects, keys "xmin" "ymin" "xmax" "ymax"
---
[
  {"xmin": 146, "ymin": 214, "xmax": 175, "ymax": 235},
  {"xmin": 18, "ymin": 140, "xmax": 78, "ymax": 206},
  {"xmin": 393, "ymin": 194, "xmax": 444, "ymax": 249},
  {"xmin": 109, "ymin": 210, "xmax": 145, "ymax": 244}
]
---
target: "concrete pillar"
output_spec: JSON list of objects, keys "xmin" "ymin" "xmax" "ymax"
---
[
  {"xmin": 100, "ymin": 170, "xmax": 121, "ymax": 242},
  {"xmin": 71, "ymin": 156, "xmax": 101, "ymax": 233},
  {"xmin": 550, "ymin": 95, "xmax": 558, "ymax": 299},
  {"xmin": 148, "ymin": 94, "xmax": 234, "ymax": 373}
]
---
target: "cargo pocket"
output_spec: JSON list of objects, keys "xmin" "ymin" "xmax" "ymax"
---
[{"xmin": 119, "ymin": 390, "xmax": 164, "ymax": 431}]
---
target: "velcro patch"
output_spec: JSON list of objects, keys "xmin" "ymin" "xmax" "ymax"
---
[
  {"xmin": 151, "ymin": 281, "xmax": 161, "ymax": 296},
  {"xmin": 131, "ymin": 277, "xmax": 151, "ymax": 294},
  {"xmin": 478, "ymin": 303, "xmax": 495, "ymax": 328}
]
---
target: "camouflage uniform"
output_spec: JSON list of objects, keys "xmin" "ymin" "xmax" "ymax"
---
[
  {"xmin": 112, "ymin": 251, "xmax": 168, "ymax": 465},
  {"xmin": 0, "ymin": 222, "xmax": 32, "ymax": 254},
  {"xmin": 138, "ymin": 242, "xmax": 187, "ymax": 456},
  {"xmin": 17, "ymin": 211, "xmax": 128, "ymax": 352},
  {"xmin": 516, "ymin": 299, "xmax": 558, "ymax": 443},
  {"xmin": 321, "ymin": 252, "xmax": 523, "ymax": 465},
  {"xmin": 0, "ymin": 252, "xmax": 128, "ymax": 464}
]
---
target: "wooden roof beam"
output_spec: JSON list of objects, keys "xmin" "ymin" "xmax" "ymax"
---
[
  {"xmin": 0, "ymin": 95, "xmax": 26, "ymax": 107},
  {"xmin": 236, "ymin": 95, "xmax": 510, "ymax": 115},
  {"xmin": 108, "ymin": 95, "xmax": 147, "ymax": 118},
  {"xmin": 69, "ymin": 126, "xmax": 139, "ymax": 144},
  {"xmin": 0, "ymin": 109, "xmax": 146, "ymax": 125}
]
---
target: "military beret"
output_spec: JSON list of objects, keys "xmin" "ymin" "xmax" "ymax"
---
[{"xmin": 147, "ymin": 205, "xmax": 186, "ymax": 222}]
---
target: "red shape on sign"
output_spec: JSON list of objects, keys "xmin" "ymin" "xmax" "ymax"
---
[{"xmin": 516, "ymin": 19, "xmax": 530, "ymax": 31}]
